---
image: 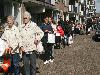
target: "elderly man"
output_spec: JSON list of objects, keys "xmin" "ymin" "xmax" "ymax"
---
[
  {"xmin": 1, "ymin": 16, "xmax": 22, "ymax": 75},
  {"xmin": 20, "ymin": 11, "xmax": 44, "ymax": 75}
]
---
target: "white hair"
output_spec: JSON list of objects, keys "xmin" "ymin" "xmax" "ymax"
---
[{"xmin": 23, "ymin": 11, "xmax": 31, "ymax": 19}]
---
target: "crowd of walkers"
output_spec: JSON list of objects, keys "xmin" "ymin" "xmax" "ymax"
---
[{"xmin": 0, "ymin": 11, "xmax": 97, "ymax": 75}]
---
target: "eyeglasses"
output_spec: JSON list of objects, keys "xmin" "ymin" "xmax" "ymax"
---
[
  {"xmin": 45, "ymin": 19, "xmax": 48, "ymax": 20},
  {"xmin": 23, "ymin": 18, "xmax": 28, "ymax": 19}
]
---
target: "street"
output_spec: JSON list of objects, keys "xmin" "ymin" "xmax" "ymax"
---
[
  {"xmin": 0, "ymin": 0, "xmax": 99, "ymax": 75},
  {"xmin": 36, "ymin": 32, "xmax": 100, "ymax": 75}
]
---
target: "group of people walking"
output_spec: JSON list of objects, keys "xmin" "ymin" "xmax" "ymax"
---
[{"xmin": 0, "ymin": 11, "xmax": 94, "ymax": 75}]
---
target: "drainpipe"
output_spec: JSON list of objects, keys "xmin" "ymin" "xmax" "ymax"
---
[
  {"xmin": 18, "ymin": 3, "xmax": 23, "ymax": 31},
  {"xmin": 12, "ymin": 3, "xmax": 14, "ymax": 17},
  {"xmin": 79, "ymin": 2, "xmax": 81, "ymax": 24},
  {"xmin": 19, "ymin": 4, "xmax": 22, "ymax": 27},
  {"xmin": 66, "ymin": 14, "xmax": 69, "ymax": 21}
]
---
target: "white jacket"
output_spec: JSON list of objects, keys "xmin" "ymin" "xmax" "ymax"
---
[
  {"xmin": 1, "ymin": 25, "xmax": 22, "ymax": 53},
  {"xmin": 20, "ymin": 21, "xmax": 44, "ymax": 52}
]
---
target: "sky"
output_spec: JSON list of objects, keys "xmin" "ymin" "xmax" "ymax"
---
[{"xmin": 95, "ymin": 0, "xmax": 100, "ymax": 13}]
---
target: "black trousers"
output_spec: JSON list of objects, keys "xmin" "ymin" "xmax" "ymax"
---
[
  {"xmin": 43, "ymin": 43, "xmax": 54, "ymax": 61},
  {"xmin": 22, "ymin": 51, "xmax": 36, "ymax": 75},
  {"xmin": 86, "ymin": 27, "xmax": 90, "ymax": 34}
]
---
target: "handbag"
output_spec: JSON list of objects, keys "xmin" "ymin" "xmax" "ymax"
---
[
  {"xmin": 47, "ymin": 33, "xmax": 55, "ymax": 43},
  {"xmin": 56, "ymin": 33, "xmax": 60, "ymax": 36},
  {"xmin": 35, "ymin": 33, "xmax": 44, "ymax": 53},
  {"xmin": 0, "ymin": 38, "xmax": 7, "ymax": 56},
  {"xmin": 88, "ymin": 27, "xmax": 91, "ymax": 32},
  {"xmin": 68, "ymin": 35, "xmax": 73, "ymax": 44},
  {"xmin": 0, "ymin": 55, "xmax": 11, "ymax": 73},
  {"xmin": 36, "ymin": 42, "xmax": 44, "ymax": 54}
]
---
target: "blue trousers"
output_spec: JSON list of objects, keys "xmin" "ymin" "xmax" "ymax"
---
[
  {"xmin": 22, "ymin": 51, "xmax": 36, "ymax": 75},
  {"xmin": 4, "ymin": 53, "xmax": 20, "ymax": 75}
]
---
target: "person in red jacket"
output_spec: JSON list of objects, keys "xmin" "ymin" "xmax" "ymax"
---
[
  {"xmin": 56, "ymin": 22, "xmax": 64, "ymax": 37},
  {"xmin": 55, "ymin": 21, "xmax": 65, "ymax": 49}
]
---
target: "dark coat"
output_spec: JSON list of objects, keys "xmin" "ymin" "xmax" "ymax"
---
[{"xmin": 39, "ymin": 23, "xmax": 53, "ymax": 44}]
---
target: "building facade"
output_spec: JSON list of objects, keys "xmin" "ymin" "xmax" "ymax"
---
[
  {"xmin": 0, "ymin": 0, "xmax": 22, "ymax": 26},
  {"xmin": 22, "ymin": 0, "xmax": 69, "ymax": 24},
  {"xmin": 68, "ymin": 0, "xmax": 96, "ymax": 24},
  {"xmin": 0, "ymin": 0, "xmax": 96, "ymax": 27}
]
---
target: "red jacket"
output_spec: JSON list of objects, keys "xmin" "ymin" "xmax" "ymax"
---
[{"xmin": 57, "ymin": 26, "xmax": 64, "ymax": 36}]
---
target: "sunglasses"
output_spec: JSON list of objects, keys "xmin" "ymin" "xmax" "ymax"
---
[
  {"xmin": 23, "ymin": 18, "xmax": 28, "ymax": 19},
  {"xmin": 45, "ymin": 19, "xmax": 48, "ymax": 20}
]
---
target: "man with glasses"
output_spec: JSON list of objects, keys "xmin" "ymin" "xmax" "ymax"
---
[{"xmin": 20, "ymin": 11, "xmax": 44, "ymax": 75}]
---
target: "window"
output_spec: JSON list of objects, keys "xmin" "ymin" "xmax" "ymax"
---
[
  {"xmin": 36, "ymin": 0, "xmax": 45, "ymax": 2},
  {"xmin": 61, "ymin": 0, "xmax": 64, "ymax": 3},
  {"xmin": 69, "ymin": 0, "xmax": 75, "ymax": 5},
  {"xmin": 81, "ymin": 4, "xmax": 84, "ymax": 11},
  {"xmin": 55, "ymin": 0, "xmax": 58, "ymax": 3}
]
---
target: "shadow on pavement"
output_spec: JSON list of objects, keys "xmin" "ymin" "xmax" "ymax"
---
[{"xmin": 92, "ymin": 35, "xmax": 100, "ymax": 42}]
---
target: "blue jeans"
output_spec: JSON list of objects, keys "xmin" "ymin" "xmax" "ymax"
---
[
  {"xmin": 22, "ymin": 51, "xmax": 36, "ymax": 75},
  {"xmin": 4, "ymin": 53, "xmax": 20, "ymax": 75}
]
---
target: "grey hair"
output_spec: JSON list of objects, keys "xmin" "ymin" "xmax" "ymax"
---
[
  {"xmin": 23, "ymin": 11, "xmax": 32, "ymax": 19},
  {"xmin": 7, "ymin": 16, "xmax": 14, "ymax": 21}
]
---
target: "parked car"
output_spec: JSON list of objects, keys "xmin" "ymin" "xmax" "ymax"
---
[{"xmin": 95, "ymin": 25, "xmax": 100, "ymax": 39}]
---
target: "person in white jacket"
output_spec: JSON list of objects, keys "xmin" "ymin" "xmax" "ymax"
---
[
  {"xmin": 20, "ymin": 11, "xmax": 44, "ymax": 75},
  {"xmin": 1, "ymin": 16, "xmax": 22, "ymax": 75},
  {"xmin": 0, "ymin": 38, "xmax": 8, "ymax": 56}
]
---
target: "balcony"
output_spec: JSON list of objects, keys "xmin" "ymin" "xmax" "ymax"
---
[
  {"xmin": 36, "ymin": 0, "xmax": 45, "ymax": 2},
  {"xmin": 80, "ymin": 11, "xmax": 84, "ymax": 16},
  {"xmin": 68, "ymin": 5, "xmax": 76, "ymax": 12},
  {"xmin": 89, "ymin": 4, "xmax": 95, "ymax": 7},
  {"xmin": 79, "ymin": 0, "xmax": 84, "ymax": 4},
  {"xmin": 23, "ymin": 0, "xmax": 55, "ymax": 5},
  {"xmin": 88, "ymin": 10, "xmax": 94, "ymax": 13},
  {"xmin": 23, "ymin": 0, "xmax": 55, "ymax": 10}
]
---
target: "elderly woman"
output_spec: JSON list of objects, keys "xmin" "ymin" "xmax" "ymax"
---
[
  {"xmin": 20, "ymin": 11, "xmax": 44, "ymax": 75},
  {"xmin": 1, "ymin": 16, "xmax": 22, "ymax": 75}
]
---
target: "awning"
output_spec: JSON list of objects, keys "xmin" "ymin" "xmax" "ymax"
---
[
  {"xmin": 22, "ymin": 0, "xmax": 55, "ymax": 9},
  {"xmin": 22, "ymin": 0, "xmax": 44, "ymax": 6}
]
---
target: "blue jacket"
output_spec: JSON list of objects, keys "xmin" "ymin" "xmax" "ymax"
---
[
  {"xmin": 40, "ymin": 23, "xmax": 53, "ymax": 33},
  {"xmin": 40, "ymin": 23, "xmax": 53, "ymax": 43}
]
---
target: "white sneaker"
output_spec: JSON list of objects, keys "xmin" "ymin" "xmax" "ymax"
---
[
  {"xmin": 49, "ymin": 59, "xmax": 54, "ymax": 63},
  {"xmin": 68, "ymin": 44, "xmax": 71, "ymax": 46},
  {"xmin": 44, "ymin": 60, "xmax": 49, "ymax": 64}
]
